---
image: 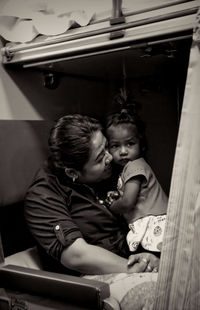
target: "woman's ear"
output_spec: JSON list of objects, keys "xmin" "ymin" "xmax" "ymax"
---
[{"xmin": 65, "ymin": 168, "xmax": 78, "ymax": 182}]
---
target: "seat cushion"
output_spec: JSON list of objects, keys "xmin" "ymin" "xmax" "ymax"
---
[{"xmin": 3, "ymin": 247, "xmax": 43, "ymax": 270}]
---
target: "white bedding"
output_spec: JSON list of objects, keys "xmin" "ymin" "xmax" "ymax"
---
[
  {"xmin": 0, "ymin": 0, "xmax": 112, "ymax": 43},
  {"xmin": 0, "ymin": 0, "xmax": 187, "ymax": 43}
]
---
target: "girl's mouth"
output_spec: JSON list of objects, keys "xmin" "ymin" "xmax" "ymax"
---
[{"xmin": 119, "ymin": 159, "xmax": 129, "ymax": 165}]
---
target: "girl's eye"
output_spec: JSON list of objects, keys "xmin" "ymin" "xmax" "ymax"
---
[
  {"xmin": 110, "ymin": 144, "xmax": 118, "ymax": 149},
  {"xmin": 127, "ymin": 142, "xmax": 135, "ymax": 147}
]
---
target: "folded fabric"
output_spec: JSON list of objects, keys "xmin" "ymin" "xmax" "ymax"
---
[{"xmin": 84, "ymin": 272, "xmax": 158, "ymax": 310}]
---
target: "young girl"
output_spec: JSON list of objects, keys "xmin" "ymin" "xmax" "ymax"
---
[{"xmin": 105, "ymin": 109, "xmax": 168, "ymax": 252}]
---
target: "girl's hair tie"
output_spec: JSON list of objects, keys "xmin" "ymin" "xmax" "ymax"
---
[{"xmin": 119, "ymin": 108, "xmax": 129, "ymax": 120}]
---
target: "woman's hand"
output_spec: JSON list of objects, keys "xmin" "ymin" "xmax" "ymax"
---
[{"xmin": 127, "ymin": 252, "xmax": 160, "ymax": 273}]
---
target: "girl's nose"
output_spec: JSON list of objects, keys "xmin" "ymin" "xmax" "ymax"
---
[
  {"xmin": 120, "ymin": 146, "xmax": 128, "ymax": 155},
  {"xmin": 105, "ymin": 151, "xmax": 112, "ymax": 165}
]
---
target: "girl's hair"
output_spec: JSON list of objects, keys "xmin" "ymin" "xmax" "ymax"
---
[
  {"xmin": 48, "ymin": 114, "xmax": 102, "ymax": 172},
  {"xmin": 105, "ymin": 106, "xmax": 147, "ymax": 156}
]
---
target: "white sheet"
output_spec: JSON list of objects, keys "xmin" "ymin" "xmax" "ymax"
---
[
  {"xmin": 0, "ymin": 0, "xmax": 112, "ymax": 42},
  {"xmin": 0, "ymin": 0, "xmax": 193, "ymax": 43}
]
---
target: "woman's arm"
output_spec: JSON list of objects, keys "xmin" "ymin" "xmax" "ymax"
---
[
  {"xmin": 61, "ymin": 238, "xmax": 154, "ymax": 274},
  {"xmin": 109, "ymin": 177, "xmax": 141, "ymax": 214}
]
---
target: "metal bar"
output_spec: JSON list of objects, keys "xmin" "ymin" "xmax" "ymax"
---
[
  {"xmin": 124, "ymin": 0, "xmax": 194, "ymax": 17},
  {"xmin": 90, "ymin": 0, "xmax": 192, "ymax": 24},
  {"xmin": 112, "ymin": 0, "xmax": 123, "ymax": 18},
  {"xmin": 23, "ymin": 34, "xmax": 192, "ymax": 69},
  {"xmin": 110, "ymin": 0, "xmax": 125, "ymax": 38},
  {"xmin": 3, "ymin": 14, "xmax": 194, "ymax": 66}
]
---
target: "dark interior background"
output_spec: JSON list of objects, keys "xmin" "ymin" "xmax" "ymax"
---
[{"xmin": 0, "ymin": 37, "xmax": 191, "ymax": 256}]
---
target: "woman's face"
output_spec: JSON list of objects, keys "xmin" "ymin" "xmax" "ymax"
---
[
  {"xmin": 77, "ymin": 130, "xmax": 113, "ymax": 184},
  {"xmin": 107, "ymin": 123, "xmax": 140, "ymax": 167}
]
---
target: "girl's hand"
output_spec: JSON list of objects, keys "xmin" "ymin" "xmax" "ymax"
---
[
  {"xmin": 106, "ymin": 191, "xmax": 120, "ymax": 203},
  {"xmin": 127, "ymin": 253, "xmax": 159, "ymax": 273},
  {"xmin": 104, "ymin": 191, "xmax": 120, "ymax": 207}
]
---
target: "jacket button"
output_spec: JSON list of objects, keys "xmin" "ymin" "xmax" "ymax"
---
[{"xmin": 55, "ymin": 225, "xmax": 60, "ymax": 231}]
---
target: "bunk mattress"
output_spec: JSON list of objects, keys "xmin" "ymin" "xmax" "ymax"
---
[{"xmin": 0, "ymin": 0, "xmax": 199, "ymax": 66}]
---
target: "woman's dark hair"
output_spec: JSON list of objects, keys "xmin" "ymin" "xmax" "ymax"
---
[
  {"xmin": 48, "ymin": 114, "xmax": 102, "ymax": 172},
  {"xmin": 105, "ymin": 106, "xmax": 147, "ymax": 157}
]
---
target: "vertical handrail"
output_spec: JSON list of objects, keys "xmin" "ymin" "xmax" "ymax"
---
[
  {"xmin": 110, "ymin": 0, "xmax": 125, "ymax": 39},
  {"xmin": 110, "ymin": 0, "xmax": 125, "ymax": 24},
  {"xmin": 112, "ymin": 0, "xmax": 123, "ymax": 19}
]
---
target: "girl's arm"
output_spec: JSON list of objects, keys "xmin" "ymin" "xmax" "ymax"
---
[{"xmin": 109, "ymin": 176, "xmax": 142, "ymax": 214}]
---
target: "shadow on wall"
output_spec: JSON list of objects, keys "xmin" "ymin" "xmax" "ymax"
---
[
  {"xmin": 0, "ymin": 120, "xmax": 52, "ymax": 207},
  {"xmin": 1, "ymin": 65, "xmax": 109, "ymax": 120},
  {"xmin": 0, "ymin": 120, "xmax": 53, "ymax": 256}
]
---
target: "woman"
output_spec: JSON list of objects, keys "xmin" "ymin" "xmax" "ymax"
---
[{"xmin": 24, "ymin": 114, "xmax": 159, "ymax": 275}]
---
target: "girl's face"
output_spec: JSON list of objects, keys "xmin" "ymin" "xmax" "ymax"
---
[{"xmin": 107, "ymin": 124, "xmax": 140, "ymax": 167}]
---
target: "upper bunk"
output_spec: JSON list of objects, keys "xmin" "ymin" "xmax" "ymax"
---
[{"xmin": 0, "ymin": 0, "xmax": 199, "ymax": 70}]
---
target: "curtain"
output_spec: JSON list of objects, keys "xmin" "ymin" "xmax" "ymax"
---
[{"xmin": 154, "ymin": 5, "xmax": 200, "ymax": 309}]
